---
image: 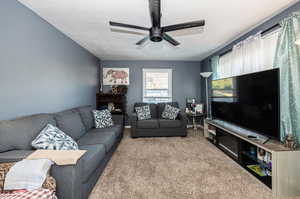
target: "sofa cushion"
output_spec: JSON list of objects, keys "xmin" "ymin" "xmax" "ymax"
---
[
  {"xmin": 0, "ymin": 150, "xmax": 33, "ymax": 163},
  {"xmin": 55, "ymin": 111, "xmax": 86, "ymax": 140},
  {"xmin": 32, "ymin": 124, "xmax": 79, "ymax": 150},
  {"xmin": 135, "ymin": 105, "xmax": 151, "ymax": 120},
  {"xmin": 79, "ymin": 144, "xmax": 106, "ymax": 183},
  {"xmin": 77, "ymin": 106, "xmax": 94, "ymax": 130},
  {"xmin": 159, "ymin": 119, "xmax": 182, "ymax": 128},
  {"xmin": 109, "ymin": 124, "xmax": 123, "ymax": 138},
  {"xmin": 77, "ymin": 131, "xmax": 116, "ymax": 152},
  {"xmin": 158, "ymin": 102, "xmax": 179, "ymax": 118},
  {"xmin": 89, "ymin": 125, "xmax": 123, "ymax": 138},
  {"xmin": 0, "ymin": 114, "xmax": 56, "ymax": 152},
  {"xmin": 92, "ymin": 110, "xmax": 114, "ymax": 129},
  {"xmin": 0, "ymin": 144, "xmax": 14, "ymax": 154},
  {"xmin": 134, "ymin": 103, "xmax": 157, "ymax": 118},
  {"xmin": 137, "ymin": 119, "xmax": 159, "ymax": 129}
]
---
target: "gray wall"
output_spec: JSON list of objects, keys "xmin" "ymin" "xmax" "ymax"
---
[
  {"xmin": 200, "ymin": 1, "xmax": 300, "ymax": 105},
  {"xmin": 0, "ymin": 0, "xmax": 99, "ymax": 120},
  {"xmin": 101, "ymin": 61, "xmax": 201, "ymax": 115}
]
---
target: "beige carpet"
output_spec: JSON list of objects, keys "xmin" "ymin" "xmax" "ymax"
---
[{"xmin": 89, "ymin": 129, "xmax": 273, "ymax": 199}]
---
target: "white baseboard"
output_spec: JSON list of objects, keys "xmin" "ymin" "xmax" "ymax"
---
[{"xmin": 125, "ymin": 125, "xmax": 203, "ymax": 129}]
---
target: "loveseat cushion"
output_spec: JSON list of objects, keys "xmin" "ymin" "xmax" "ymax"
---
[
  {"xmin": 159, "ymin": 119, "xmax": 182, "ymax": 128},
  {"xmin": 0, "ymin": 114, "xmax": 56, "ymax": 152},
  {"xmin": 137, "ymin": 119, "xmax": 159, "ymax": 129},
  {"xmin": 55, "ymin": 111, "xmax": 86, "ymax": 140},
  {"xmin": 79, "ymin": 144, "xmax": 106, "ymax": 183},
  {"xmin": 77, "ymin": 131, "xmax": 116, "ymax": 152},
  {"xmin": 77, "ymin": 106, "xmax": 94, "ymax": 130}
]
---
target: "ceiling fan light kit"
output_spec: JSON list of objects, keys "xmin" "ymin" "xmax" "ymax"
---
[{"xmin": 109, "ymin": 0, "xmax": 205, "ymax": 46}]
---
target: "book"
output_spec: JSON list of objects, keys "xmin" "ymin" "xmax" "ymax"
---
[{"xmin": 247, "ymin": 165, "xmax": 266, "ymax": 177}]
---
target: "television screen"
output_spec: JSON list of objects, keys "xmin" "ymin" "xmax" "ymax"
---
[{"xmin": 211, "ymin": 69, "xmax": 279, "ymax": 140}]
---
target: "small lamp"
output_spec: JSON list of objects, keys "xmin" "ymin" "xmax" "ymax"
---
[{"xmin": 200, "ymin": 72, "xmax": 213, "ymax": 119}]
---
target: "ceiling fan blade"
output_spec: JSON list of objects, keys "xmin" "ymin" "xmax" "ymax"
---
[
  {"xmin": 163, "ymin": 20, "xmax": 205, "ymax": 32},
  {"xmin": 136, "ymin": 36, "xmax": 149, "ymax": 45},
  {"xmin": 109, "ymin": 21, "xmax": 149, "ymax": 31},
  {"xmin": 149, "ymin": 0, "xmax": 161, "ymax": 27},
  {"xmin": 163, "ymin": 33, "xmax": 180, "ymax": 46}
]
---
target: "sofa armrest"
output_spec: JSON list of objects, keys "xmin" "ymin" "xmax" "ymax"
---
[
  {"xmin": 112, "ymin": 115, "xmax": 124, "ymax": 126},
  {"xmin": 130, "ymin": 113, "xmax": 138, "ymax": 138},
  {"xmin": 178, "ymin": 112, "xmax": 188, "ymax": 128},
  {"xmin": 0, "ymin": 150, "xmax": 82, "ymax": 199},
  {"xmin": 51, "ymin": 158, "xmax": 82, "ymax": 199},
  {"xmin": 129, "ymin": 113, "xmax": 138, "ymax": 127}
]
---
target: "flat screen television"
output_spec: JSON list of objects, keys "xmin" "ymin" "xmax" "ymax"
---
[{"xmin": 211, "ymin": 69, "xmax": 280, "ymax": 140}]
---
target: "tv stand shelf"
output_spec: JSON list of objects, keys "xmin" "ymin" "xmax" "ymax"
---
[
  {"xmin": 204, "ymin": 119, "xmax": 300, "ymax": 199},
  {"xmin": 206, "ymin": 119, "xmax": 289, "ymax": 153}
]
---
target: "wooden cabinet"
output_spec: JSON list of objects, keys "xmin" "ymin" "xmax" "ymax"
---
[{"xmin": 96, "ymin": 93, "xmax": 127, "ymax": 115}]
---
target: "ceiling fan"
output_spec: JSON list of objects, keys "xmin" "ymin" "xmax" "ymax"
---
[{"xmin": 109, "ymin": 0, "xmax": 205, "ymax": 46}]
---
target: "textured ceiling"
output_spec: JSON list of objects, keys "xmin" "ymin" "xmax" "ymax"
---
[{"xmin": 18, "ymin": 0, "xmax": 296, "ymax": 61}]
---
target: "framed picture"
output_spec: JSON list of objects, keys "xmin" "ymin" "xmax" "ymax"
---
[
  {"xmin": 195, "ymin": 104, "xmax": 203, "ymax": 113},
  {"xmin": 103, "ymin": 68, "xmax": 129, "ymax": 85}
]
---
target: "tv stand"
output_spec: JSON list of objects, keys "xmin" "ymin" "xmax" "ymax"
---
[{"xmin": 204, "ymin": 119, "xmax": 300, "ymax": 199}]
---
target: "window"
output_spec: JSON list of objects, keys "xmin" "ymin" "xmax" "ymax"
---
[
  {"xmin": 212, "ymin": 77, "xmax": 237, "ymax": 103},
  {"xmin": 143, "ymin": 69, "xmax": 172, "ymax": 103}
]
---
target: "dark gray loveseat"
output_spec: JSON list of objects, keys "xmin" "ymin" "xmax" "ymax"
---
[
  {"xmin": 130, "ymin": 102, "xmax": 187, "ymax": 138},
  {"xmin": 0, "ymin": 106, "xmax": 124, "ymax": 199}
]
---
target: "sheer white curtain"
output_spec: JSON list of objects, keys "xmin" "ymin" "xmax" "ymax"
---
[
  {"xmin": 218, "ymin": 52, "xmax": 233, "ymax": 78},
  {"xmin": 216, "ymin": 31, "xmax": 279, "ymax": 79},
  {"xmin": 263, "ymin": 30, "xmax": 280, "ymax": 68},
  {"xmin": 237, "ymin": 33, "xmax": 263, "ymax": 74}
]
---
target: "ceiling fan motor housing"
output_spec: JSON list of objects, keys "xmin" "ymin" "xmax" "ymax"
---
[{"xmin": 150, "ymin": 27, "xmax": 163, "ymax": 42}]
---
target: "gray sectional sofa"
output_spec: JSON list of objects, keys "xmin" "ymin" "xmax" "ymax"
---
[
  {"xmin": 0, "ymin": 106, "xmax": 124, "ymax": 199},
  {"xmin": 130, "ymin": 102, "xmax": 187, "ymax": 138}
]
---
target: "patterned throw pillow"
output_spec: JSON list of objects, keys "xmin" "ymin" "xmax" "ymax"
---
[
  {"xmin": 135, "ymin": 105, "xmax": 151, "ymax": 120},
  {"xmin": 92, "ymin": 110, "xmax": 114, "ymax": 128},
  {"xmin": 161, "ymin": 104, "xmax": 180, "ymax": 120},
  {"xmin": 31, "ymin": 124, "xmax": 79, "ymax": 150}
]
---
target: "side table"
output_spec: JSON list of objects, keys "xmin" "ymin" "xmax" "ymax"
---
[{"xmin": 186, "ymin": 113, "xmax": 204, "ymax": 130}]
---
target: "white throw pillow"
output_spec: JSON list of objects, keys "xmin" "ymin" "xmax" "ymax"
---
[
  {"xmin": 4, "ymin": 159, "xmax": 53, "ymax": 191},
  {"xmin": 93, "ymin": 110, "xmax": 114, "ymax": 128},
  {"xmin": 32, "ymin": 124, "xmax": 78, "ymax": 150},
  {"xmin": 135, "ymin": 105, "xmax": 151, "ymax": 120},
  {"xmin": 161, "ymin": 104, "xmax": 180, "ymax": 120}
]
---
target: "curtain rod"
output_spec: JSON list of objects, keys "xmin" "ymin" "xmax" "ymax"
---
[
  {"xmin": 261, "ymin": 23, "xmax": 281, "ymax": 35},
  {"xmin": 217, "ymin": 23, "xmax": 281, "ymax": 58}
]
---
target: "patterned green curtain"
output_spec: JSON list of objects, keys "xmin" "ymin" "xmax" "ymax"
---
[
  {"xmin": 211, "ymin": 56, "xmax": 220, "ymax": 80},
  {"xmin": 274, "ymin": 12, "xmax": 300, "ymax": 144}
]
